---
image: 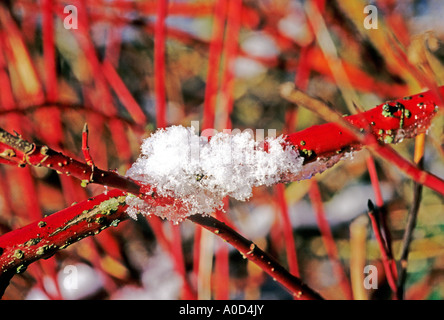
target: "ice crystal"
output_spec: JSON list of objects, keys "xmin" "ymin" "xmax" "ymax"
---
[{"xmin": 125, "ymin": 125, "xmax": 305, "ymax": 223}]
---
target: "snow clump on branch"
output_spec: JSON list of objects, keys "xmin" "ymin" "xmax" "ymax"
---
[{"xmin": 125, "ymin": 125, "xmax": 304, "ymax": 223}]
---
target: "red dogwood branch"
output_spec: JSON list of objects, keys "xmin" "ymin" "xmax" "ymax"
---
[
  {"xmin": 0, "ymin": 188, "xmax": 128, "ymax": 296},
  {"xmin": 283, "ymin": 84, "xmax": 438, "ymax": 162},
  {"xmin": 0, "ymin": 85, "xmax": 441, "ymax": 299},
  {"xmin": 0, "ymin": 127, "xmax": 141, "ymax": 195},
  {"xmin": 0, "ymin": 127, "xmax": 324, "ymax": 299},
  {"xmin": 187, "ymin": 214, "xmax": 324, "ymax": 300},
  {"xmin": 281, "ymin": 84, "xmax": 444, "ymax": 196},
  {"xmin": 0, "ymin": 189, "xmax": 128, "ymax": 274}
]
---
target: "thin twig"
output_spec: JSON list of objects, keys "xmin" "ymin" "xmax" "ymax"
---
[
  {"xmin": 154, "ymin": 0, "xmax": 168, "ymax": 129},
  {"xmin": 0, "ymin": 126, "xmax": 141, "ymax": 194},
  {"xmin": 366, "ymin": 154, "xmax": 398, "ymax": 284},
  {"xmin": 309, "ymin": 179, "xmax": 353, "ymax": 299},
  {"xmin": 187, "ymin": 214, "xmax": 324, "ymax": 300},
  {"xmin": 276, "ymin": 183, "xmax": 300, "ymax": 277},
  {"xmin": 202, "ymin": 0, "xmax": 227, "ymax": 130},
  {"xmin": 397, "ymin": 133, "xmax": 426, "ymax": 299},
  {"xmin": 0, "ymin": 127, "xmax": 322, "ymax": 299},
  {"xmin": 367, "ymin": 200, "xmax": 398, "ymax": 296},
  {"xmin": 397, "ymin": 176, "xmax": 423, "ymax": 299},
  {"xmin": 82, "ymin": 123, "xmax": 95, "ymax": 168}
]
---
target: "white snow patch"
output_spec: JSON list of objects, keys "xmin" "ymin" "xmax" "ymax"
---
[{"xmin": 125, "ymin": 126, "xmax": 304, "ymax": 223}]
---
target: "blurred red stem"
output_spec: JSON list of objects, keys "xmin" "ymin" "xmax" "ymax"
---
[
  {"xmin": 154, "ymin": 0, "xmax": 168, "ymax": 129},
  {"xmin": 308, "ymin": 179, "xmax": 353, "ymax": 299},
  {"xmin": 367, "ymin": 200, "xmax": 398, "ymax": 296},
  {"xmin": 276, "ymin": 183, "xmax": 300, "ymax": 277},
  {"xmin": 202, "ymin": 0, "xmax": 227, "ymax": 130},
  {"xmin": 366, "ymin": 156, "xmax": 384, "ymax": 208}
]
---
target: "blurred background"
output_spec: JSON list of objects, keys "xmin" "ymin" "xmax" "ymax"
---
[{"xmin": 0, "ymin": 0, "xmax": 444, "ymax": 300}]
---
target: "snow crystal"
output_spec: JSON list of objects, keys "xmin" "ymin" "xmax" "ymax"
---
[{"xmin": 125, "ymin": 125, "xmax": 304, "ymax": 223}]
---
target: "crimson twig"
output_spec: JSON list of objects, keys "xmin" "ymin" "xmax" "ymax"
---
[
  {"xmin": 82, "ymin": 123, "xmax": 94, "ymax": 167},
  {"xmin": 0, "ymin": 126, "xmax": 141, "ymax": 195},
  {"xmin": 281, "ymin": 84, "xmax": 444, "ymax": 196},
  {"xmin": 0, "ymin": 126, "xmax": 323, "ymax": 299},
  {"xmin": 309, "ymin": 179, "xmax": 353, "ymax": 299},
  {"xmin": 397, "ymin": 135, "xmax": 426, "ymax": 299},
  {"xmin": 367, "ymin": 200, "xmax": 398, "ymax": 297},
  {"xmin": 366, "ymin": 155, "xmax": 398, "ymax": 295},
  {"xmin": 0, "ymin": 83, "xmax": 441, "ymax": 299},
  {"xmin": 187, "ymin": 214, "xmax": 324, "ymax": 300}
]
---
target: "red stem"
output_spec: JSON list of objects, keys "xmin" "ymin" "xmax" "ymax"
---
[
  {"xmin": 219, "ymin": 0, "xmax": 242, "ymax": 129},
  {"xmin": 102, "ymin": 60, "xmax": 148, "ymax": 126},
  {"xmin": 170, "ymin": 223, "xmax": 196, "ymax": 299},
  {"xmin": 214, "ymin": 238, "xmax": 230, "ymax": 299},
  {"xmin": 154, "ymin": 0, "xmax": 168, "ymax": 129},
  {"xmin": 308, "ymin": 179, "xmax": 353, "ymax": 300},
  {"xmin": 0, "ymin": 189, "xmax": 128, "ymax": 274},
  {"xmin": 367, "ymin": 201, "xmax": 398, "ymax": 296},
  {"xmin": 42, "ymin": 0, "xmax": 57, "ymax": 102},
  {"xmin": 202, "ymin": 0, "xmax": 227, "ymax": 130},
  {"xmin": 283, "ymin": 86, "xmax": 444, "ymax": 196},
  {"xmin": 366, "ymin": 155, "xmax": 398, "ymax": 294},
  {"xmin": 0, "ymin": 84, "xmax": 440, "ymax": 299},
  {"xmin": 188, "ymin": 214, "xmax": 323, "ymax": 300},
  {"xmin": 213, "ymin": 199, "xmax": 230, "ymax": 300},
  {"xmin": 366, "ymin": 156, "xmax": 384, "ymax": 208},
  {"xmin": 82, "ymin": 123, "xmax": 95, "ymax": 167},
  {"xmin": 152, "ymin": 1, "xmax": 196, "ymax": 298},
  {"xmin": 276, "ymin": 183, "xmax": 300, "ymax": 277},
  {"xmin": 212, "ymin": 0, "xmax": 242, "ymax": 298}
]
